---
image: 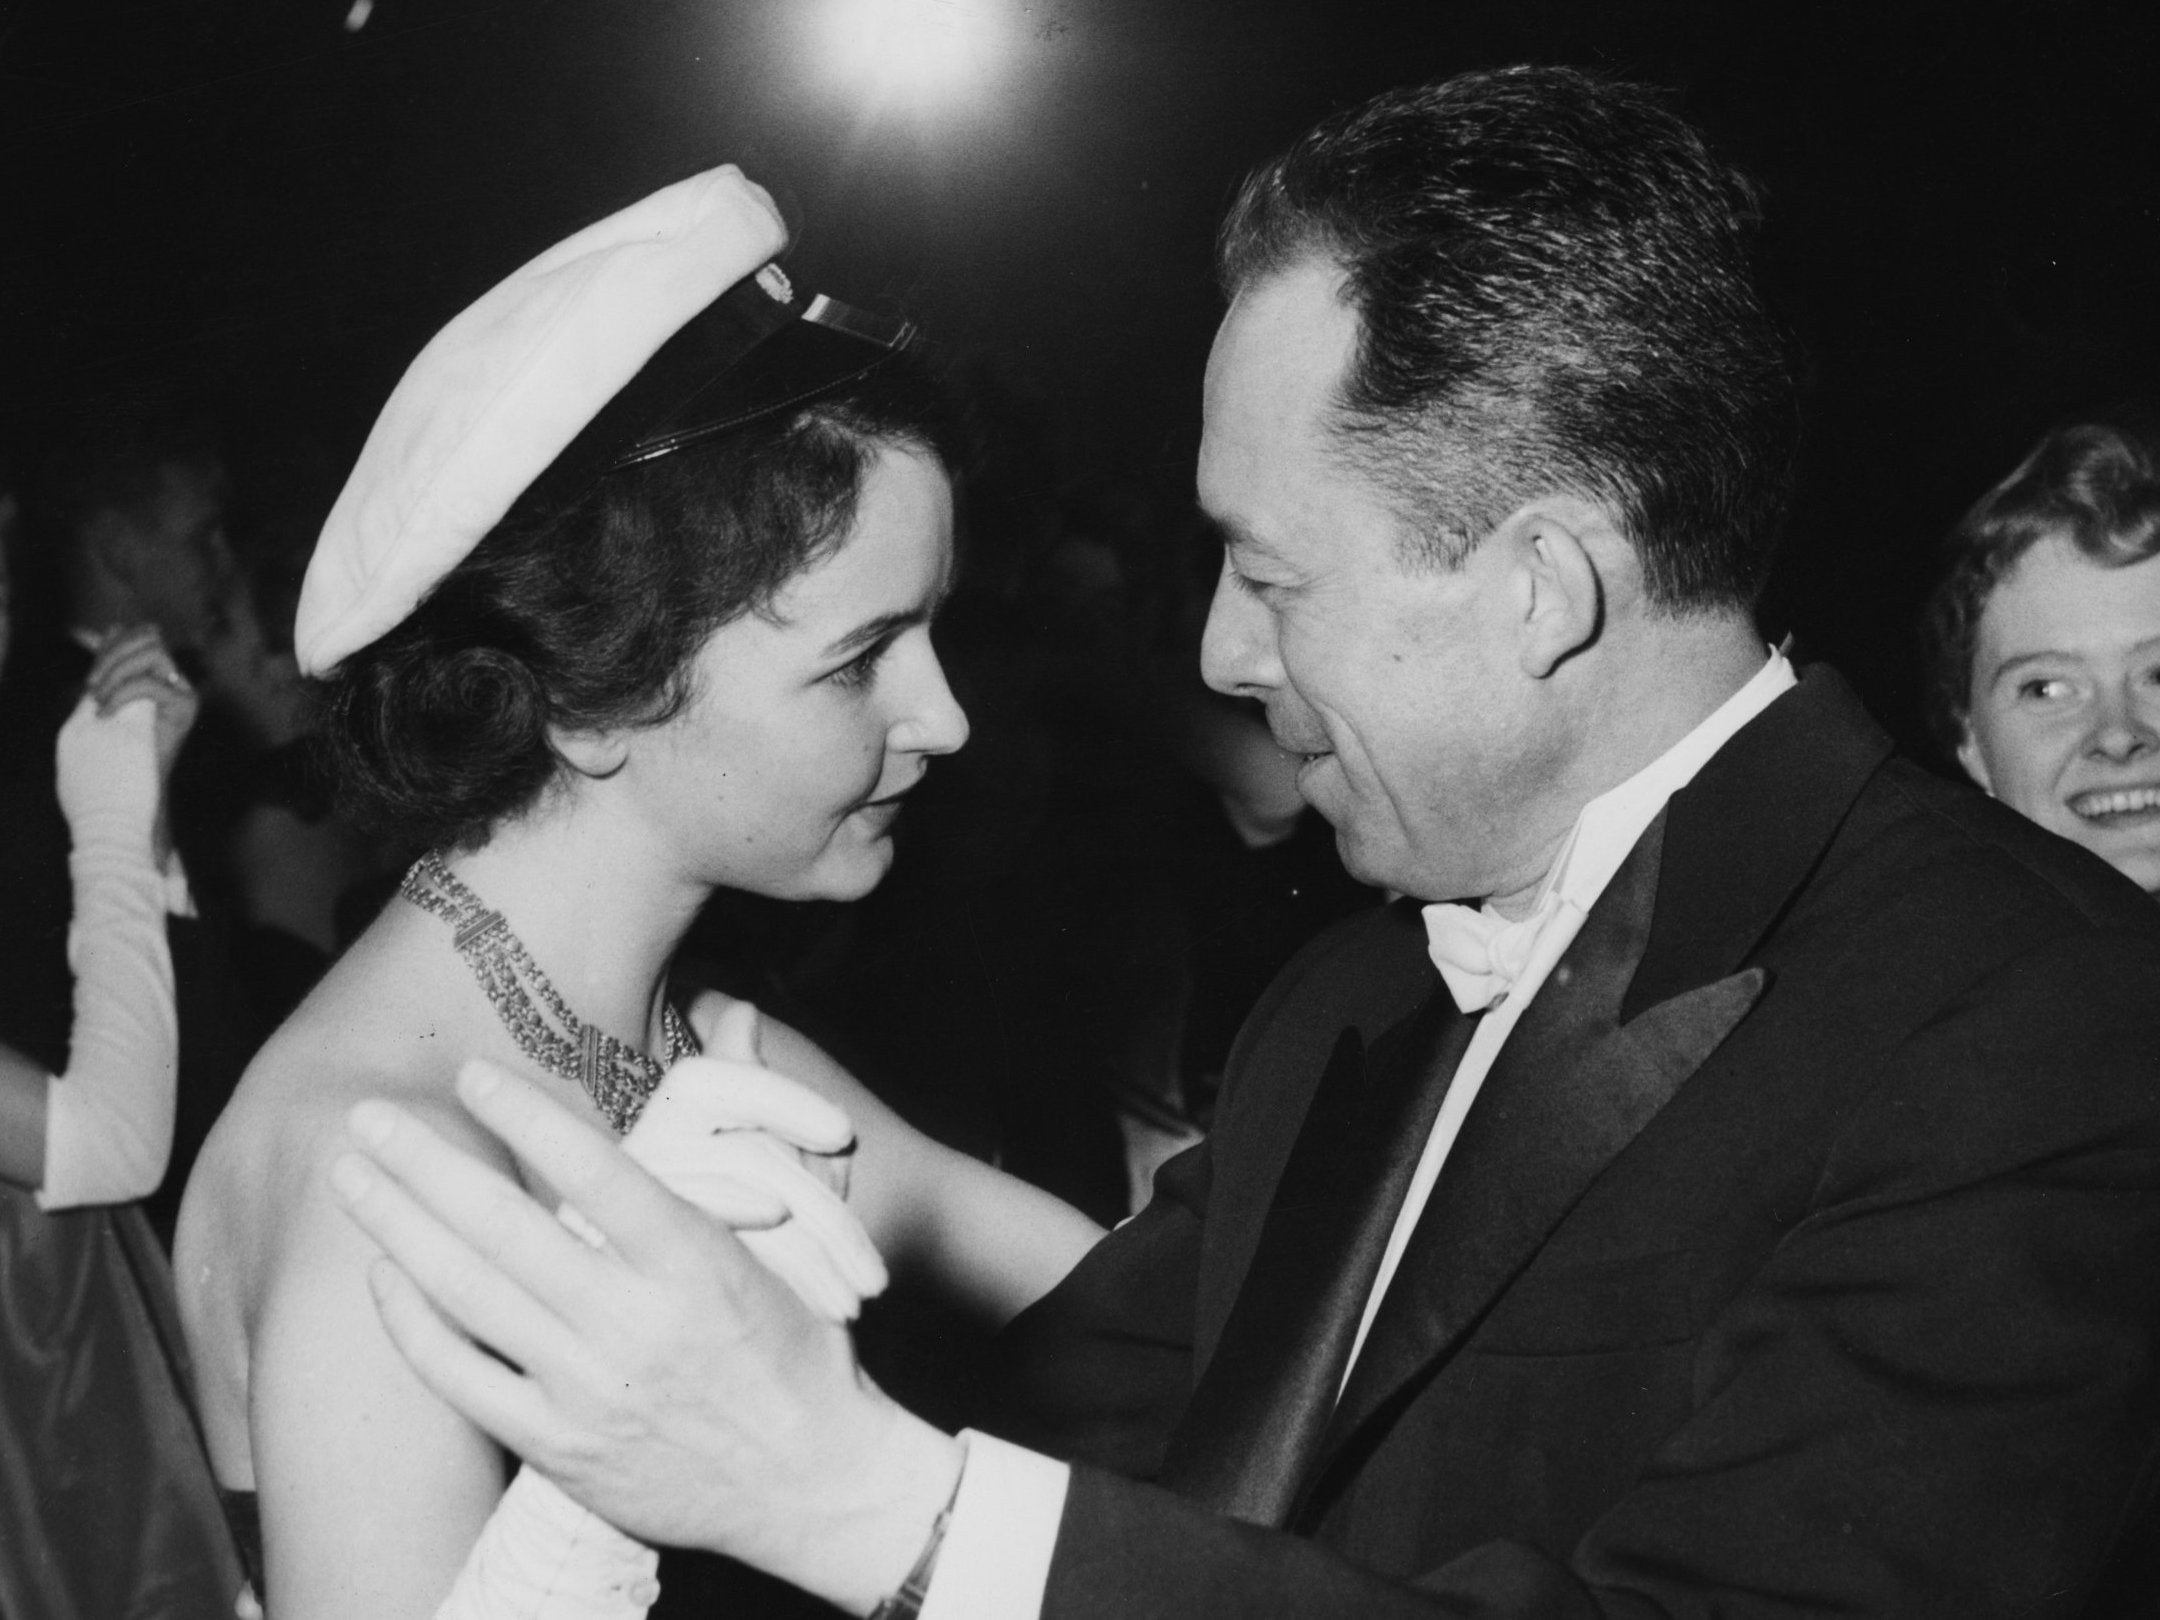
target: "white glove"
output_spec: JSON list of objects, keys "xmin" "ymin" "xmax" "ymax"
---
[
  {"xmin": 612, "ymin": 1036, "xmax": 888, "ymax": 1322},
  {"xmin": 435, "ymin": 1003, "xmax": 886, "ymax": 1620},
  {"xmin": 431, "ymin": 1465, "xmax": 662, "ymax": 1620},
  {"xmin": 38, "ymin": 697, "xmax": 177, "ymax": 1209}
]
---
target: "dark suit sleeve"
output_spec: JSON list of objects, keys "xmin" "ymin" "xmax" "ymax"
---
[
  {"xmin": 977, "ymin": 904, "xmax": 1430, "ymax": 1477},
  {"xmin": 977, "ymin": 1133, "xmax": 1208, "ymax": 1478},
  {"xmin": 1034, "ymin": 931, "xmax": 2160, "ymax": 1620}
]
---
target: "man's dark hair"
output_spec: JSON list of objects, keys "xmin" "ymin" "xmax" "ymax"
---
[
  {"xmin": 320, "ymin": 352, "xmax": 958, "ymax": 854},
  {"xmin": 1920, "ymin": 417, "xmax": 2160, "ymax": 755},
  {"xmin": 1216, "ymin": 65, "xmax": 1800, "ymax": 613}
]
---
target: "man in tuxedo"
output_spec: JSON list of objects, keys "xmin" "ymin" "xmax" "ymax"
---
[{"xmin": 336, "ymin": 67, "xmax": 2160, "ymax": 1617}]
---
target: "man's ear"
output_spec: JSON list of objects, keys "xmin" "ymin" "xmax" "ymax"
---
[
  {"xmin": 554, "ymin": 725, "xmax": 630, "ymax": 780},
  {"xmin": 1955, "ymin": 727, "xmax": 1994, "ymax": 795},
  {"xmin": 1502, "ymin": 498, "xmax": 1620, "ymax": 679}
]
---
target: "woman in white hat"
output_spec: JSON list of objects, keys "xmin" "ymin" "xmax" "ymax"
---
[{"xmin": 176, "ymin": 167, "xmax": 1103, "ymax": 1619}]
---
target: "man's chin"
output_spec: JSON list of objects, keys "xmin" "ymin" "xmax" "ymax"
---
[{"xmin": 1328, "ymin": 821, "xmax": 1419, "ymax": 900}]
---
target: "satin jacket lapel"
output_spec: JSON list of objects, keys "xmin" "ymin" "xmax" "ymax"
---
[
  {"xmin": 1624, "ymin": 664, "xmax": 1892, "ymax": 1019},
  {"xmin": 1156, "ymin": 987, "xmax": 1476, "ymax": 1525},
  {"xmin": 1308, "ymin": 816, "xmax": 1771, "ymax": 1513}
]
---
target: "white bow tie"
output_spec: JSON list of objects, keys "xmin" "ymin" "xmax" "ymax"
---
[{"xmin": 1420, "ymin": 890, "xmax": 1570, "ymax": 1013}]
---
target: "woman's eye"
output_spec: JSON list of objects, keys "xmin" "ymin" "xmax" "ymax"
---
[
  {"xmin": 828, "ymin": 641, "xmax": 890, "ymax": 691},
  {"xmin": 2015, "ymin": 676, "xmax": 2075, "ymax": 703}
]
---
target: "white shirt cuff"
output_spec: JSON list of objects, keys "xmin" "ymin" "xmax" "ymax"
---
[{"xmin": 918, "ymin": 1430, "xmax": 1070, "ymax": 1620}]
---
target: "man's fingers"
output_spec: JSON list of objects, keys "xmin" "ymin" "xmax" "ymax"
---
[
  {"xmin": 88, "ymin": 623, "xmax": 162, "ymax": 668},
  {"xmin": 87, "ymin": 627, "xmax": 184, "ymax": 694},
  {"xmin": 453, "ymin": 1059, "xmax": 741, "ymax": 1278},
  {"xmin": 93, "ymin": 675, "xmax": 191, "ymax": 718},
  {"xmin": 564, "ymin": 1173, "xmax": 791, "ymax": 1241},
  {"xmin": 332, "ymin": 1145, "xmax": 586, "ymax": 1367},
  {"xmin": 337, "ymin": 1100, "xmax": 614, "ymax": 1334},
  {"xmin": 365, "ymin": 1256, "xmax": 559, "ymax": 1459}
]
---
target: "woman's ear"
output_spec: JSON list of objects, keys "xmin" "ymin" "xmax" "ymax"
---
[
  {"xmin": 553, "ymin": 725, "xmax": 629, "ymax": 779},
  {"xmin": 1955, "ymin": 727, "xmax": 1994, "ymax": 796}
]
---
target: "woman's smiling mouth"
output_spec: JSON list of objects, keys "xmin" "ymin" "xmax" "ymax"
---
[{"xmin": 2068, "ymin": 784, "xmax": 2160, "ymax": 824}]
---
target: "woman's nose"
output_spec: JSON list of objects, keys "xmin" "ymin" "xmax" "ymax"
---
[
  {"xmin": 892, "ymin": 644, "xmax": 970, "ymax": 756},
  {"xmin": 2087, "ymin": 681, "xmax": 2160, "ymax": 763}
]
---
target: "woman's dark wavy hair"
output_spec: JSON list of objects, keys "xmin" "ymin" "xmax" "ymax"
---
[
  {"xmin": 320, "ymin": 351, "xmax": 958, "ymax": 853},
  {"xmin": 1920, "ymin": 416, "xmax": 2160, "ymax": 756}
]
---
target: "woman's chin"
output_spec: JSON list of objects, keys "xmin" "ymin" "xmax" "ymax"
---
[{"xmin": 752, "ymin": 836, "xmax": 897, "ymax": 905}]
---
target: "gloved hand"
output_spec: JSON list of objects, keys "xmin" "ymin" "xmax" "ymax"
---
[
  {"xmin": 435, "ymin": 1002, "xmax": 887, "ymax": 1619},
  {"xmin": 610, "ymin": 1001, "xmax": 887, "ymax": 1321}
]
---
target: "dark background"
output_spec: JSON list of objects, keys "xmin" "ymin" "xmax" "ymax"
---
[{"xmin": 0, "ymin": 0, "xmax": 2154, "ymax": 749}]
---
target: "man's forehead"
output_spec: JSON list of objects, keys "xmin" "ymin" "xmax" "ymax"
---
[
  {"xmin": 1199, "ymin": 260, "xmax": 1361, "ymax": 514},
  {"xmin": 1208, "ymin": 260, "xmax": 1360, "ymax": 410}
]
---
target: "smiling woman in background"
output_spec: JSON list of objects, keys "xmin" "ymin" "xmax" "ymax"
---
[{"xmin": 1924, "ymin": 416, "xmax": 2160, "ymax": 894}]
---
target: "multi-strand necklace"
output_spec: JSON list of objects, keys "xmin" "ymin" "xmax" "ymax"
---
[{"xmin": 400, "ymin": 850, "xmax": 694, "ymax": 1134}]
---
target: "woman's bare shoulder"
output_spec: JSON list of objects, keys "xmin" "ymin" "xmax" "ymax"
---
[{"xmin": 179, "ymin": 944, "xmax": 514, "ymax": 1321}]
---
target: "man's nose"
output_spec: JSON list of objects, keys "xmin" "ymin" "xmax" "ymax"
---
[{"xmin": 1199, "ymin": 566, "xmax": 1280, "ymax": 699}]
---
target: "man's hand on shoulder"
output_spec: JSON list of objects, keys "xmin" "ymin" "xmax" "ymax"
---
[{"xmin": 331, "ymin": 1060, "xmax": 964, "ymax": 1616}]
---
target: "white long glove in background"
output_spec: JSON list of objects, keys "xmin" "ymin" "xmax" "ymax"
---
[{"xmin": 38, "ymin": 696, "xmax": 178, "ymax": 1210}]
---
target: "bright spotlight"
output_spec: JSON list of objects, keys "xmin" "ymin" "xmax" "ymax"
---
[{"xmin": 825, "ymin": 0, "xmax": 1004, "ymax": 103}]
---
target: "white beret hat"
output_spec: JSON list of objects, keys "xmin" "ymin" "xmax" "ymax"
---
[{"xmin": 295, "ymin": 164, "xmax": 815, "ymax": 676}]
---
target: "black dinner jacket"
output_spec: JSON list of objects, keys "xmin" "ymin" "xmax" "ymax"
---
[{"xmin": 982, "ymin": 666, "xmax": 2160, "ymax": 1619}]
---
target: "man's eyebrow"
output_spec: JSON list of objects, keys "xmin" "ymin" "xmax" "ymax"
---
[{"xmin": 1211, "ymin": 513, "xmax": 1284, "ymax": 561}]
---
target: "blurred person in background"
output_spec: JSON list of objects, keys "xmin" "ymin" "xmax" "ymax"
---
[
  {"xmin": 1924, "ymin": 415, "xmax": 2160, "ymax": 894},
  {"xmin": 15, "ymin": 413, "xmax": 313, "ymax": 1227},
  {"xmin": 0, "ymin": 467, "xmax": 246, "ymax": 1615},
  {"xmin": 221, "ymin": 428, "xmax": 393, "ymax": 1011}
]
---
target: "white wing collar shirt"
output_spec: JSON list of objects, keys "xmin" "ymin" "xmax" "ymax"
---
[{"xmin": 926, "ymin": 650, "xmax": 1798, "ymax": 1618}]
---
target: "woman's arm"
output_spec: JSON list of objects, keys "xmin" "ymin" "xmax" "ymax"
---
[
  {"xmin": 690, "ymin": 992, "xmax": 1105, "ymax": 1325},
  {"xmin": 249, "ymin": 1097, "xmax": 513, "ymax": 1619},
  {"xmin": 24, "ymin": 629, "xmax": 200, "ymax": 1206}
]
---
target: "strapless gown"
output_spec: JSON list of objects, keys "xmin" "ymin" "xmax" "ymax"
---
[{"xmin": 0, "ymin": 1183, "xmax": 246, "ymax": 1619}]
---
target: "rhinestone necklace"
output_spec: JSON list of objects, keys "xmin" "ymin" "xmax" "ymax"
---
[{"xmin": 400, "ymin": 850, "xmax": 694, "ymax": 1134}]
